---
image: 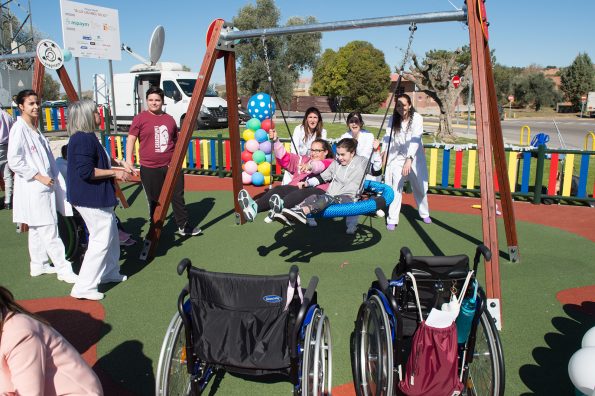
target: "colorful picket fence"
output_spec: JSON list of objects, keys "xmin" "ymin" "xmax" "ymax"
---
[
  {"xmin": 3, "ymin": 105, "xmax": 108, "ymax": 132},
  {"xmin": 101, "ymin": 133, "xmax": 595, "ymax": 205}
]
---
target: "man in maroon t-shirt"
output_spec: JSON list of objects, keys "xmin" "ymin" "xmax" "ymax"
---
[{"xmin": 126, "ymin": 86, "xmax": 201, "ymax": 236}]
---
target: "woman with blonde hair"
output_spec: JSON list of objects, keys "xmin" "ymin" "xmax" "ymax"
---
[{"xmin": 0, "ymin": 285, "xmax": 103, "ymax": 395}]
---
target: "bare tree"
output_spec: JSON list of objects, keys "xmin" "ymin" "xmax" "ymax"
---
[{"xmin": 408, "ymin": 48, "xmax": 471, "ymax": 141}]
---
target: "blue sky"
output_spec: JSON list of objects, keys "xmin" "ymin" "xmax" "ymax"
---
[{"xmin": 16, "ymin": 0, "xmax": 595, "ymax": 91}]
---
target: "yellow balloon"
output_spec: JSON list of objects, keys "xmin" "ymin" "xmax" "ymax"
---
[
  {"xmin": 263, "ymin": 176, "xmax": 272, "ymax": 185},
  {"xmin": 243, "ymin": 129, "xmax": 255, "ymax": 141},
  {"xmin": 257, "ymin": 161, "xmax": 271, "ymax": 176}
]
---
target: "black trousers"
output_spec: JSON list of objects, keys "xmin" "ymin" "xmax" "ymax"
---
[
  {"xmin": 140, "ymin": 166, "xmax": 188, "ymax": 228},
  {"xmin": 255, "ymin": 185, "xmax": 325, "ymax": 212}
]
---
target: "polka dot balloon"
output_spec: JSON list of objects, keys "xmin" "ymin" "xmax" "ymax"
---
[{"xmin": 247, "ymin": 92, "xmax": 276, "ymax": 120}]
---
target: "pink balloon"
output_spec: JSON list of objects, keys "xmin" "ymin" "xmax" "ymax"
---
[
  {"xmin": 259, "ymin": 140, "xmax": 272, "ymax": 154},
  {"xmin": 245, "ymin": 139, "xmax": 259, "ymax": 153},
  {"xmin": 244, "ymin": 160, "xmax": 258, "ymax": 174},
  {"xmin": 242, "ymin": 171, "xmax": 252, "ymax": 184}
]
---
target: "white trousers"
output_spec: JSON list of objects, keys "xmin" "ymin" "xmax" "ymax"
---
[
  {"xmin": 72, "ymin": 206, "xmax": 120, "ymax": 294},
  {"xmin": 28, "ymin": 223, "xmax": 72, "ymax": 275},
  {"xmin": 385, "ymin": 160, "xmax": 430, "ymax": 225}
]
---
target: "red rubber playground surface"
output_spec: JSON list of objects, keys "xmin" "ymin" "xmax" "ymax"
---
[{"xmin": 6, "ymin": 175, "xmax": 594, "ymax": 395}]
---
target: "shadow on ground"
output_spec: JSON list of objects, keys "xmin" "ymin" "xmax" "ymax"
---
[{"xmin": 519, "ymin": 302, "xmax": 595, "ymax": 395}]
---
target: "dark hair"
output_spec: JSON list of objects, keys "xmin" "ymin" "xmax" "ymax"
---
[
  {"xmin": 391, "ymin": 93, "xmax": 415, "ymax": 134},
  {"xmin": 0, "ymin": 286, "xmax": 48, "ymax": 343},
  {"xmin": 146, "ymin": 86, "xmax": 164, "ymax": 100},
  {"xmin": 312, "ymin": 138, "xmax": 334, "ymax": 159},
  {"xmin": 61, "ymin": 144, "xmax": 68, "ymax": 159},
  {"xmin": 346, "ymin": 111, "xmax": 364, "ymax": 127},
  {"xmin": 336, "ymin": 137, "xmax": 358, "ymax": 153},
  {"xmin": 16, "ymin": 89, "xmax": 38, "ymax": 106},
  {"xmin": 301, "ymin": 107, "xmax": 324, "ymax": 140}
]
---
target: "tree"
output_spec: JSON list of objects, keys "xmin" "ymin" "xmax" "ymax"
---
[
  {"xmin": 232, "ymin": 0, "xmax": 321, "ymax": 106},
  {"xmin": 560, "ymin": 53, "xmax": 595, "ymax": 110},
  {"xmin": 42, "ymin": 74, "xmax": 61, "ymax": 101},
  {"xmin": 492, "ymin": 64, "xmax": 523, "ymax": 104},
  {"xmin": 311, "ymin": 41, "xmax": 390, "ymax": 113},
  {"xmin": 513, "ymin": 72, "xmax": 560, "ymax": 111},
  {"xmin": 408, "ymin": 47, "xmax": 472, "ymax": 141}
]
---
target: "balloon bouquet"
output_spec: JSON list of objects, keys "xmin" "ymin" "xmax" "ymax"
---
[{"xmin": 241, "ymin": 93, "xmax": 276, "ymax": 186}]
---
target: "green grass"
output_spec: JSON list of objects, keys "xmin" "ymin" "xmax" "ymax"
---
[{"xmin": 2, "ymin": 187, "xmax": 594, "ymax": 395}]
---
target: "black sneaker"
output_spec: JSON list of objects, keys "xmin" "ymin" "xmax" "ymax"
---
[
  {"xmin": 177, "ymin": 224, "xmax": 202, "ymax": 236},
  {"xmin": 282, "ymin": 207, "xmax": 307, "ymax": 225}
]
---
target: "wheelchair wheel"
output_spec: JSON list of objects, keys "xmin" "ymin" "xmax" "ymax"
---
[
  {"xmin": 155, "ymin": 312, "xmax": 192, "ymax": 396},
  {"xmin": 57, "ymin": 212, "xmax": 83, "ymax": 261},
  {"xmin": 301, "ymin": 307, "xmax": 332, "ymax": 396},
  {"xmin": 464, "ymin": 310, "xmax": 505, "ymax": 396},
  {"xmin": 353, "ymin": 295, "xmax": 393, "ymax": 396}
]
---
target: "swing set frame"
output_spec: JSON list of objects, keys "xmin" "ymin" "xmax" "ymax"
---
[{"xmin": 30, "ymin": 1, "xmax": 517, "ymax": 315}]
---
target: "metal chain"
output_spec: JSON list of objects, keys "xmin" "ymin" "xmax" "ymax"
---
[
  {"xmin": 398, "ymin": 22, "xmax": 417, "ymax": 73},
  {"xmin": 261, "ymin": 34, "xmax": 272, "ymax": 83}
]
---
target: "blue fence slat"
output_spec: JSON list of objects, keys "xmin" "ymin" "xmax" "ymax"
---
[
  {"xmin": 577, "ymin": 154, "xmax": 590, "ymax": 198},
  {"xmin": 521, "ymin": 151, "xmax": 531, "ymax": 193},
  {"xmin": 210, "ymin": 140, "xmax": 216, "ymax": 171},
  {"xmin": 51, "ymin": 108, "xmax": 59, "ymax": 130},
  {"xmin": 441, "ymin": 149, "xmax": 450, "ymax": 188},
  {"xmin": 121, "ymin": 136, "xmax": 127, "ymax": 160},
  {"xmin": 187, "ymin": 141, "xmax": 194, "ymax": 168},
  {"xmin": 104, "ymin": 135, "xmax": 110, "ymax": 150}
]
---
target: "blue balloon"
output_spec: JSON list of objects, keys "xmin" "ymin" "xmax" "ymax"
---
[
  {"xmin": 251, "ymin": 171, "xmax": 265, "ymax": 186},
  {"xmin": 265, "ymin": 153, "xmax": 272, "ymax": 163},
  {"xmin": 62, "ymin": 49, "xmax": 72, "ymax": 62},
  {"xmin": 247, "ymin": 92, "xmax": 276, "ymax": 120},
  {"xmin": 254, "ymin": 128, "xmax": 268, "ymax": 143}
]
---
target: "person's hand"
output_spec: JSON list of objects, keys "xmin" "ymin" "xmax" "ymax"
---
[
  {"xmin": 115, "ymin": 170, "xmax": 130, "ymax": 182},
  {"xmin": 299, "ymin": 163, "xmax": 312, "ymax": 173},
  {"xmin": 373, "ymin": 139, "xmax": 381, "ymax": 151},
  {"xmin": 402, "ymin": 159, "xmax": 412, "ymax": 176},
  {"xmin": 38, "ymin": 175, "xmax": 54, "ymax": 187},
  {"xmin": 268, "ymin": 129, "xmax": 278, "ymax": 141},
  {"xmin": 121, "ymin": 160, "xmax": 138, "ymax": 176},
  {"xmin": 297, "ymin": 181, "xmax": 306, "ymax": 189}
]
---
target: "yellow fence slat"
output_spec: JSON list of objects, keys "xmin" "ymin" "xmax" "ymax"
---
[
  {"xmin": 562, "ymin": 154, "xmax": 575, "ymax": 196},
  {"xmin": 115, "ymin": 136, "xmax": 123, "ymax": 160},
  {"xmin": 45, "ymin": 108, "xmax": 52, "ymax": 130},
  {"xmin": 135, "ymin": 140, "xmax": 140, "ymax": 165},
  {"xmin": 466, "ymin": 149, "xmax": 477, "ymax": 189},
  {"xmin": 202, "ymin": 140, "xmax": 209, "ymax": 169},
  {"xmin": 429, "ymin": 147, "xmax": 438, "ymax": 186},
  {"xmin": 507, "ymin": 151, "xmax": 518, "ymax": 192}
]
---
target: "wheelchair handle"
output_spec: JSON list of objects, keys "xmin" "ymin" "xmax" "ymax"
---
[
  {"xmin": 375, "ymin": 267, "xmax": 390, "ymax": 293},
  {"xmin": 177, "ymin": 258, "xmax": 192, "ymax": 276},
  {"xmin": 304, "ymin": 276, "xmax": 319, "ymax": 303},
  {"xmin": 473, "ymin": 244, "xmax": 492, "ymax": 272},
  {"xmin": 290, "ymin": 276, "xmax": 319, "ymax": 359},
  {"xmin": 289, "ymin": 265, "xmax": 299, "ymax": 284}
]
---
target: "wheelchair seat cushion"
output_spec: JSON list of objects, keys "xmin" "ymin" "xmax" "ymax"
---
[
  {"xmin": 188, "ymin": 268, "xmax": 295, "ymax": 370},
  {"xmin": 394, "ymin": 255, "xmax": 469, "ymax": 280}
]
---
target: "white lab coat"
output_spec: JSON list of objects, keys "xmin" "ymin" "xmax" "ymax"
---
[
  {"xmin": 8, "ymin": 118, "xmax": 72, "ymax": 226},
  {"xmin": 383, "ymin": 112, "xmax": 430, "ymax": 224}
]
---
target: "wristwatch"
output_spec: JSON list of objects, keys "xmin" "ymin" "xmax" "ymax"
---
[{"xmin": 407, "ymin": 155, "xmax": 414, "ymax": 161}]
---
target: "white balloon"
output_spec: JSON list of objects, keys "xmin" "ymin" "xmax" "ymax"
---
[
  {"xmin": 583, "ymin": 327, "xmax": 595, "ymax": 348},
  {"xmin": 568, "ymin": 347, "xmax": 595, "ymax": 395}
]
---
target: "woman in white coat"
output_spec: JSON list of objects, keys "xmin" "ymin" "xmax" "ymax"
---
[
  {"xmin": 7, "ymin": 90, "xmax": 77, "ymax": 282},
  {"xmin": 382, "ymin": 94, "xmax": 431, "ymax": 231}
]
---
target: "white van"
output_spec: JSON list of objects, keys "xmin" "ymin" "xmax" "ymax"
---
[{"xmin": 113, "ymin": 62, "xmax": 228, "ymax": 129}]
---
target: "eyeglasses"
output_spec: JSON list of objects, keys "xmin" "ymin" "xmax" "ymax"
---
[{"xmin": 310, "ymin": 149, "xmax": 326, "ymax": 153}]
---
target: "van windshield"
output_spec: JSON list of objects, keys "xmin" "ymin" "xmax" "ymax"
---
[{"xmin": 177, "ymin": 79, "xmax": 218, "ymax": 97}]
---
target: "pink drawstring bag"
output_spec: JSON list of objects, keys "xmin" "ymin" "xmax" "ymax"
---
[{"xmin": 398, "ymin": 272, "xmax": 466, "ymax": 396}]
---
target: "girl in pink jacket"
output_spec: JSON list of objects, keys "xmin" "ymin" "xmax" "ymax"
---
[
  {"xmin": 0, "ymin": 286, "xmax": 103, "ymax": 395},
  {"xmin": 238, "ymin": 129, "xmax": 334, "ymax": 225}
]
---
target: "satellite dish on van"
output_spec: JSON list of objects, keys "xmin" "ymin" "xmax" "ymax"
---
[{"xmin": 149, "ymin": 25, "xmax": 165, "ymax": 65}]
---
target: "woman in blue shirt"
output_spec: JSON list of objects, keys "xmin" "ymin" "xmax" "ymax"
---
[{"xmin": 66, "ymin": 100, "xmax": 134, "ymax": 300}]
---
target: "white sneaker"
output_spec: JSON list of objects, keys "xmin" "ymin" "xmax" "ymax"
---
[
  {"xmin": 238, "ymin": 189, "xmax": 258, "ymax": 222},
  {"xmin": 57, "ymin": 272, "xmax": 78, "ymax": 284},
  {"xmin": 264, "ymin": 215, "xmax": 274, "ymax": 224},
  {"xmin": 71, "ymin": 290, "xmax": 104, "ymax": 300},
  {"xmin": 100, "ymin": 274, "xmax": 128, "ymax": 284},
  {"xmin": 306, "ymin": 218, "xmax": 318, "ymax": 227},
  {"xmin": 30, "ymin": 264, "xmax": 57, "ymax": 277}
]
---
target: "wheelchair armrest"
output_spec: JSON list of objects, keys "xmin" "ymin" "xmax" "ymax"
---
[
  {"xmin": 473, "ymin": 245, "xmax": 492, "ymax": 272},
  {"xmin": 177, "ymin": 258, "xmax": 192, "ymax": 276},
  {"xmin": 290, "ymin": 276, "xmax": 319, "ymax": 359}
]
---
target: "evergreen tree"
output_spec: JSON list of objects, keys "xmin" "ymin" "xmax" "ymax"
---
[{"xmin": 560, "ymin": 53, "xmax": 595, "ymax": 110}]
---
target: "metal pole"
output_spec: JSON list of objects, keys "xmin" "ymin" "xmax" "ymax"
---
[
  {"xmin": 74, "ymin": 56, "xmax": 82, "ymax": 97},
  {"xmin": 467, "ymin": 80, "xmax": 472, "ymax": 137},
  {"xmin": 108, "ymin": 59, "xmax": 117, "ymax": 133},
  {"xmin": 0, "ymin": 51, "xmax": 35, "ymax": 61},
  {"xmin": 221, "ymin": 10, "xmax": 466, "ymax": 40}
]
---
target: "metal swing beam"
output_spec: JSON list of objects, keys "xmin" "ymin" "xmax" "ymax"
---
[{"xmin": 144, "ymin": 4, "xmax": 518, "ymax": 326}]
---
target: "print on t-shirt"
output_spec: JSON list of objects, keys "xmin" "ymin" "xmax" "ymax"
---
[{"xmin": 154, "ymin": 124, "xmax": 169, "ymax": 153}]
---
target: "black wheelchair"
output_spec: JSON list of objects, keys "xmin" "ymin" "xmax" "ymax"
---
[
  {"xmin": 57, "ymin": 211, "xmax": 87, "ymax": 262},
  {"xmin": 155, "ymin": 260, "xmax": 333, "ymax": 395},
  {"xmin": 352, "ymin": 245, "xmax": 505, "ymax": 396}
]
